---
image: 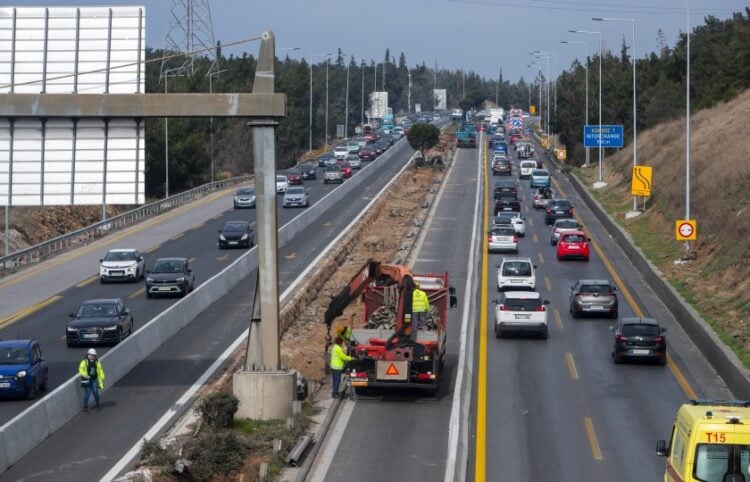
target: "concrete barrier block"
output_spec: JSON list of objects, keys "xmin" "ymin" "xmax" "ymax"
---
[
  {"xmin": 233, "ymin": 370, "xmax": 296, "ymax": 420},
  {"xmin": 43, "ymin": 380, "xmax": 83, "ymax": 433},
  {"xmin": 0, "ymin": 399, "xmax": 51, "ymax": 466},
  {"xmin": 0, "ymin": 432, "xmax": 8, "ymax": 474}
]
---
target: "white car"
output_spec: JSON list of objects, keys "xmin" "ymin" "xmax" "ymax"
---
[
  {"xmin": 550, "ymin": 218, "xmax": 582, "ymax": 245},
  {"xmin": 497, "ymin": 257, "xmax": 536, "ymax": 291},
  {"xmin": 492, "ymin": 154, "xmax": 509, "ymax": 164},
  {"xmin": 275, "ymin": 175, "xmax": 288, "ymax": 194},
  {"xmin": 494, "ymin": 291, "xmax": 549, "ymax": 338},
  {"xmin": 99, "ymin": 248, "xmax": 145, "ymax": 283},
  {"xmin": 345, "ymin": 155, "xmax": 362, "ymax": 169},
  {"xmin": 519, "ymin": 160, "xmax": 537, "ymax": 179},
  {"xmin": 333, "ymin": 145, "xmax": 350, "ymax": 160},
  {"xmin": 488, "ymin": 226, "xmax": 517, "ymax": 253},
  {"xmin": 492, "ymin": 213, "xmax": 525, "ymax": 237}
]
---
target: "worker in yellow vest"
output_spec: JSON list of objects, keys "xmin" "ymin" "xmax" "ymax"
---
[
  {"xmin": 411, "ymin": 283, "xmax": 431, "ymax": 340},
  {"xmin": 330, "ymin": 336, "xmax": 353, "ymax": 399}
]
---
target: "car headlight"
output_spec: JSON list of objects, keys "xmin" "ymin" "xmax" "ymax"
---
[
  {"xmin": 67, "ymin": 326, "xmax": 78, "ymax": 332},
  {"xmin": 241, "ymin": 233, "xmax": 248, "ymax": 240},
  {"xmin": 146, "ymin": 277, "xmax": 154, "ymax": 283},
  {"xmin": 16, "ymin": 370, "xmax": 27, "ymax": 378},
  {"xmin": 176, "ymin": 277, "xmax": 185, "ymax": 283},
  {"xmin": 219, "ymin": 234, "xmax": 226, "ymax": 241},
  {"xmin": 103, "ymin": 325, "xmax": 119, "ymax": 331}
]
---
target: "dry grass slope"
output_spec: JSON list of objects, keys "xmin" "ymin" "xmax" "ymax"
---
[{"xmin": 581, "ymin": 88, "xmax": 750, "ymax": 362}]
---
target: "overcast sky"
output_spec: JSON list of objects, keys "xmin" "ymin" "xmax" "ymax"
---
[{"xmin": 23, "ymin": 0, "xmax": 748, "ymax": 82}]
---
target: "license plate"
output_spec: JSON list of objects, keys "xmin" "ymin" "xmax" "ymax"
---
[
  {"xmin": 591, "ymin": 305, "xmax": 604, "ymax": 310},
  {"xmin": 229, "ymin": 241, "xmax": 238, "ymax": 245},
  {"xmin": 514, "ymin": 314, "xmax": 531, "ymax": 319},
  {"xmin": 158, "ymin": 287, "xmax": 171, "ymax": 291},
  {"xmin": 82, "ymin": 334, "xmax": 99, "ymax": 339},
  {"xmin": 511, "ymin": 280, "xmax": 522, "ymax": 283},
  {"xmin": 632, "ymin": 349, "xmax": 650, "ymax": 355},
  {"xmin": 568, "ymin": 245, "xmax": 580, "ymax": 249},
  {"xmin": 0, "ymin": 382, "xmax": 10, "ymax": 388}
]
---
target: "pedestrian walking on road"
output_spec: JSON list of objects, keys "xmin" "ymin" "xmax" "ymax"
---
[
  {"xmin": 79, "ymin": 348, "xmax": 105, "ymax": 411},
  {"xmin": 330, "ymin": 336, "xmax": 353, "ymax": 399}
]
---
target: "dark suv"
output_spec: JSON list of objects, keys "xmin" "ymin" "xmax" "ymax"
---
[
  {"xmin": 146, "ymin": 257, "xmax": 195, "ymax": 298},
  {"xmin": 492, "ymin": 158, "xmax": 512, "ymax": 176},
  {"xmin": 494, "ymin": 193, "xmax": 521, "ymax": 215},
  {"xmin": 611, "ymin": 317, "xmax": 667, "ymax": 365},
  {"xmin": 569, "ymin": 279, "xmax": 618, "ymax": 318},
  {"xmin": 0, "ymin": 339, "xmax": 48, "ymax": 400},
  {"xmin": 545, "ymin": 199, "xmax": 574, "ymax": 225}
]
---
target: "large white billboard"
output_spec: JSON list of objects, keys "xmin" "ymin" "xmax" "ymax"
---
[
  {"xmin": 0, "ymin": 6, "xmax": 146, "ymax": 206},
  {"xmin": 369, "ymin": 91, "xmax": 388, "ymax": 119},
  {"xmin": 433, "ymin": 89, "xmax": 447, "ymax": 111}
]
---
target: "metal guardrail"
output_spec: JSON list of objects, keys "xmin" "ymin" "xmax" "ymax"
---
[{"xmin": 0, "ymin": 176, "xmax": 253, "ymax": 277}]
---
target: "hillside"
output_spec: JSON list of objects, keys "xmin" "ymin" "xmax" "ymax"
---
[{"xmin": 577, "ymin": 88, "xmax": 750, "ymax": 364}]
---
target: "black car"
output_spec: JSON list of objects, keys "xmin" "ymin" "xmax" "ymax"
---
[
  {"xmin": 298, "ymin": 162, "xmax": 317, "ymax": 180},
  {"xmin": 494, "ymin": 193, "xmax": 521, "ymax": 215},
  {"xmin": 66, "ymin": 298, "xmax": 134, "ymax": 346},
  {"xmin": 317, "ymin": 152, "xmax": 336, "ymax": 167},
  {"xmin": 545, "ymin": 199, "xmax": 574, "ymax": 225},
  {"xmin": 492, "ymin": 158, "xmax": 512, "ymax": 176},
  {"xmin": 611, "ymin": 317, "xmax": 667, "ymax": 365},
  {"xmin": 358, "ymin": 146, "xmax": 376, "ymax": 161},
  {"xmin": 493, "ymin": 180, "xmax": 518, "ymax": 197},
  {"xmin": 218, "ymin": 221, "xmax": 255, "ymax": 249},
  {"xmin": 146, "ymin": 257, "xmax": 195, "ymax": 298},
  {"xmin": 569, "ymin": 279, "xmax": 618, "ymax": 319}
]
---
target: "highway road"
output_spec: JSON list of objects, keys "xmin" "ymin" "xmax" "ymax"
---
[
  {"xmin": 311, "ymin": 143, "xmax": 482, "ymax": 481},
  {"xmin": 470, "ymin": 131, "xmax": 733, "ymax": 481},
  {"xmin": 0, "ymin": 139, "xmax": 417, "ymax": 481}
]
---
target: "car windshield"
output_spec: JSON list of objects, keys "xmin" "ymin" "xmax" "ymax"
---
[
  {"xmin": 532, "ymin": 170, "xmax": 549, "ymax": 176},
  {"xmin": 151, "ymin": 260, "xmax": 186, "ymax": 274},
  {"xmin": 693, "ymin": 444, "xmax": 750, "ymax": 482},
  {"xmin": 551, "ymin": 201, "xmax": 571, "ymax": 208},
  {"xmin": 346, "ymin": 155, "xmax": 359, "ymax": 161},
  {"xmin": 103, "ymin": 251, "xmax": 136, "ymax": 262},
  {"xmin": 579, "ymin": 284, "xmax": 611, "ymax": 294},
  {"xmin": 286, "ymin": 187, "xmax": 304, "ymax": 195},
  {"xmin": 622, "ymin": 324, "xmax": 661, "ymax": 336},
  {"xmin": 326, "ymin": 166, "xmax": 340, "ymax": 172},
  {"xmin": 299, "ymin": 164, "xmax": 313, "ymax": 171},
  {"xmin": 223, "ymin": 223, "xmax": 247, "ymax": 232},
  {"xmin": 286, "ymin": 169, "xmax": 300, "ymax": 176},
  {"xmin": 503, "ymin": 298, "xmax": 542, "ymax": 311},
  {"xmin": 493, "ymin": 216, "xmax": 512, "ymax": 225},
  {"xmin": 502, "ymin": 262, "xmax": 532, "ymax": 276},
  {"xmin": 0, "ymin": 347, "xmax": 30, "ymax": 365},
  {"xmin": 562, "ymin": 234, "xmax": 585, "ymax": 243},
  {"xmin": 492, "ymin": 228, "xmax": 515, "ymax": 236},
  {"xmin": 522, "ymin": 162, "xmax": 537, "ymax": 168},
  {"xmin": 556, "ymin": 220, "xmax": 579, "ymax": 229},
  {"xmin": 77, "ymin": 303, "xmax": 117, "ymax": 317},
  {"xmin": 236, "ymin": 188, "xmax": 254, "ymax": 196},
  {"xmin": 276, "ymin": 176, "xmax": 287, "ymax": 182}
]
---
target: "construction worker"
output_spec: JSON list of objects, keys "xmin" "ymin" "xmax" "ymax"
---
[
  {"xmin": 411, "ymin": 282, "xmax": 431, "ymax": 340},
  {"xmin": 330, "ymin": 336, "xmax": 353, "ymax": 399},
  {"xmin": 79, "ymin": 348, "xmax": 105, "ymax": 411},
  {"xmin": 336, "ymin": 323, "xmax": 352, "ymax": 345}
]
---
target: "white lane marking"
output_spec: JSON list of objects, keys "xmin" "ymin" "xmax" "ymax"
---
[
  {"xmin": 444, "ymin": 142, "xmax": 483, "ymax": 482},
  {"xmin": 308, "ymin": 399, "xmax": 356, "ymax": 482},
  {"xmin": 101, "ymin": 148, "xmax": 419, "ymax": 482}
]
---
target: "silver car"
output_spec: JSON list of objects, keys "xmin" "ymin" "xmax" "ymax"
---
[
  {"xmin": 99, "ymin": 249, "xmax": 145, "ymax": 283},
  {"xmin": 324, "ymin": 165, "xmax": 344, "ymax": 184},
  {"xmin": 282, "ymin": 186, "xmax": 310, "ymax": 208},
  {"xmin": 488, "ymin": 226, "xmax": 517, "ymax": 253},
  {"xmin": 233, "ymin": 187, "xmax": 256, "ymax": 209},
  {"xmin": 345, "ymin": 154, "xmax": 362, "ymax": 169},
  {"xmin": 550, "ymin": 218, "xmax": 582, "ymax": 245}
]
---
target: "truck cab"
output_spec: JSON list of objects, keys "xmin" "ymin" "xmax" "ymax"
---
[{"xmin": 657, "ymin": 400, "xmax": 750, "ymax": 481}]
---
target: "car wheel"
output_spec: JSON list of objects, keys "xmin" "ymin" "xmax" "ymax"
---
[
  {"xmin": 116, "ymin": 328, "xmax": 123, "ymax": 343},
  {"xmin": 613, "ymin": 353, "xmax": 623, "ymax": 364},
  {"xmin": 129, "ymin": 320, "xmax": 134, "ymax": 336},
  {"xmin": 100, "ymin": 277, "xmax": 106, "ymax": 284},
  {"xmin": 658, "ymin": 355, "xmax": 667, "ymax": 366},
  {"xmin": 557, "ymin": 255, "xmax": 562, "ymax": 261},
  {"xmin": 584, "ymin": 256, "xmax": 590, "ymax": 262},
  {"xmin": 540, "ymin": 329, "xmax": 548, "ymax": 340},
  {"xmin": 26, "ymin": 381, "xmax": 39, "ymax": 400},
  {"xmin": 39, "ymin": 374, "xmax": 47, "ymax": 392},
  {"xmin": 610, "ymin": 310, "xmax": 619, "ymax": 319},
  {"xmin": 571, "ymin": 308, "xmax": 580, "ymax": 319},
  {"xmin": 146, "ymin": 291, "xmax": 153, "ymax": 299}
]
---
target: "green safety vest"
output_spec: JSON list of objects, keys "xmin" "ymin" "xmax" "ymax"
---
[
  {"xmin": 412, "ymin": 289, "xmax": 430, "ymax": 313},
  {"xmin": 330, "ymin": 344, "xmax": 353, "ymax": 370}
]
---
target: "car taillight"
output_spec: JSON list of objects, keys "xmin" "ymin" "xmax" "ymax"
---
[
  {"xmin": 513, "ymin": 235, "xmax": 518, "ymax": 243},
  {"xmin": 568, "ymin": 208, "xmax": 573, "ymax": 214},
  {"xmin": 488, "ymin": 233, "xmax": 492, "ymax": 242},
  {"xmin": 546, "ymin": 207, "xmax": 552, "ymax": 214},
  {"xmin": 535, "ymin": 305, "xmax": 546, "ymax": 312},
  {"xmin": 616, "ymin": 335, "xmax": 627, "ymax": 343},
  {"xmin": 499, "ymin": 305, "xmax": 509, "ymax": 311},
  {"xmin": 655, "ymin": 336, "xmax": 665, "ymax": 344}
]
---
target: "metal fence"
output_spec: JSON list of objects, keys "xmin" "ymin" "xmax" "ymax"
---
[{"xmin": 0, "ymin": 176, "xmax": 253, "ymax": 277}]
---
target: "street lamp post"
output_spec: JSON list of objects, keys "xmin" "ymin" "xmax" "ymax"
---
[
  {"xmin": 527, "ymin": 63, "xmax": 543, "ymax": 132},
  {"xmin": 594, "ymin": 17, "xmax": 638, "ymax": 212},
  {"xmin": 162, "ymin": 68, "xmax": 183, "ymax": 198},
  {"xmin": 308, "ymin": 52, "xmax": 332, "ymax": 153},
  {"xmin": 685, "ymin": 0, "xmax": 691, "ymax": 254},
  {"xmin": 325, "ymin": 57, "xmax": 330, "ymax": 147},
  {"xmin": 570, "ymin": 29, "xmax": 603, "ymax": 184},
  {"xmin": 361, "ymin": 60, "xmax": 365, "ymax": 128},
  {"xmin": 531, "ymin": 54, "xmax": 551, "ymax": 139},
  {"xmin": 561, "ymin": 40, "xmax": 590, "ymax": 166}
]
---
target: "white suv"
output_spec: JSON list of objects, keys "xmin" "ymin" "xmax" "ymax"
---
[
  {"xmin": 519, "ymin": 160, "xmax": 537, "ymax": 179},
  {"xmin": 497, "ymin": 257, "xmax": 536, "ymax": 291},
  {"xmin": 99, "ymin": 248, "xmax": 145, "ymax": 283},
  {"xmin": 494, "ymin": 291, "xmax": 549, "ymax": 338},
  {"xmin": 333, "ymin": 145, "xmax": 350, "ymax": 160}
]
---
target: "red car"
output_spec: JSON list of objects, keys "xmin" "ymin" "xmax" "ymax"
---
[
  {"xmin": 285, "ymin": 168, "xmax": 303, "ymax": 185},
  {"xmin": 556, "ymin": 230, "xmax": 590, "ymax": 261},
  {"xmin": 358, "ymin": 146, "xmax": 376, "ymax": 161},
  {"xmin": 337, "ymin": 160, "xmax": 353, "ymax": 178},
  {"xmin": 509, "ymin": 133, "xmax": 522, "ymax": 144}
]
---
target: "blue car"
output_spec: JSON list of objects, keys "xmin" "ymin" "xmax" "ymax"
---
[
  {"xmin": 494, "ymin": 142, "xmax": 508, "ymax": 154},
  {"xmin": 0, "ymin": 339, "xmax": 48, "ymax": 400},
  {"xmin": 530, "ymin": 169, "xmax": 551, "ymax": 188}
]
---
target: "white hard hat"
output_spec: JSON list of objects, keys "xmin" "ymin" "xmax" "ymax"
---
[{"xmin": 87, "ymin": 348, "xmax": 98, "ymax": 356}]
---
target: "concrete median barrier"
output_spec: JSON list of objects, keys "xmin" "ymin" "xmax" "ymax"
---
[{"xmin": 0, "ymin": 138, "xmax": 414, "ymax": 475}]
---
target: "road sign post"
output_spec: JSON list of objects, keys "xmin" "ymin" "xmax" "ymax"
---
[{"xmin": 675, "ymin": 220, "xmax": 697, "ymax": 241}]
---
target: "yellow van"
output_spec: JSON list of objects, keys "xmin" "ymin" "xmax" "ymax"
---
[{"xmin": 657, "ymin": 400, "xmax": 750, "ymax": 482}]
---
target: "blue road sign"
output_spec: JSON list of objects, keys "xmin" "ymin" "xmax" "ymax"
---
[{"xmin": 583, "ymin": 125, "xmax": 624, "ymax": 148}]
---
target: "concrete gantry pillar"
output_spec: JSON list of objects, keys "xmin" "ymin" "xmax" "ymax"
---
[{"xmin": 233, "ymin": 30, "xmax": 295, "ymax": 420}]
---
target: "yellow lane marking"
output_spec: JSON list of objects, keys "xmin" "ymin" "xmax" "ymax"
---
[
  {"xmin": 189, "ymin": 257, "xmax": 197, "ymax": 263},
  {"xmin": 193, "ymin": 222, "xmax": 205, "ymax": 229},
  {"xmin": 217, "ymin": 255, "xmax": 229, "ymax": 261},
  {"xmin": 527, "ymin": 217, "xmax": 533, "ymax": 226},
  {"xmin": 554, "ymin": 309, "xmax": 564, "ymax": 329},
  {"xmin": 284, "ymin": 252, "xmax": 297, "ymax": 260},
  {"xmin": 128, "ymin": 287, "xmax": 145, "ymax": 299},
  {"xmin": 532, "ymin": 233, "xmax": 538, "ymax": 243},
  {"xmin": 475, "ymin": 140, "xmax": 489, "ymax": 482},
  {"xmin": 170, "ymin": 233, "xmax": 184, "ymax": 241},
  {"xmin": 584, "ymin": 417, "xmax": 603, "ymax": 460},
  {"xmin": 212, "ymin": 214, "xmax": 223, "ymax": 220},
  {"xmin": 550, "ymin": 176, "xmax": 697, "ymax": 399},
  {"xmin": 544, "ymin": 276, "xmax": 552, "ymax": 292},
  {"xmin": 0, "ymin": 295, "xmax": 63, "ymax": 330},
  {"xmin": 144, "ymin": 245, "xmax": 161, "ymax": 254},
  {"xmin": 0, "ymin": 186, "xmax": 233, "ymax": 290},
  {"xmin": 537, "ymin": 252, "xmax": 544, "ymax": 264},
  {"xmin": 75, "ymin": 275, "xmax": 98, "ymax": 288},
  {"xmin": 565, "ymin": 352, "xmax": 580, "ymax": 380},
  {"xmin": 323, "ymin": 221, "xmax": 332, "ymax": 226}
]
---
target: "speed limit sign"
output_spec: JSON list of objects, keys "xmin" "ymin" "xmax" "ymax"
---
[{"xmin": 675, "ymin": 220, "xmax": 697, "ymax": 241}]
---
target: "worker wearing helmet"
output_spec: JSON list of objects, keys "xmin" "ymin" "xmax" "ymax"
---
[
  {"xmin": 78, "ymin": 348, "xmax": 105, "ymax": 411},
  {"xmin": 330, "ymin": 336, "xmax": 353, "ymax": 399},
  {"xmin": 335, "ymin": 324, "xmax": 352, "ymax": 346},
  {"xmin": 411, "ymin": 282, "xmax": 431, "ymax": 340}
]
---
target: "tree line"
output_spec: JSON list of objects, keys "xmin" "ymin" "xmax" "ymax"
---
[{"xmin": 552, "ymin": 9, "xmax": 750, "ymax": 163}]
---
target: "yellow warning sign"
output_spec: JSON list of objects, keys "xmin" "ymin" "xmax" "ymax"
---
[
  {"xmin": 530, "ymin": 105, "xmax": 536, "ymax": 115},
  {"xmin": 631, "ymin": 165, "xmax": 653, "ymax": 197},
  {"xmin": 675, "ymin": 220, "xmax": 697, "ymax": 241},
  {"xmin": 385, "ymin": 363, "xmax": 399, "ymax": 376},
  {"xmin": 556, "ymin": 149, "xmax": 567, "ymax": 161}
]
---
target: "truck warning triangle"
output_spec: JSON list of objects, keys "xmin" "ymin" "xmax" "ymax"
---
[{"xmin": 385, "ymin": 363, "xmax": 399, "ymax": 376}]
